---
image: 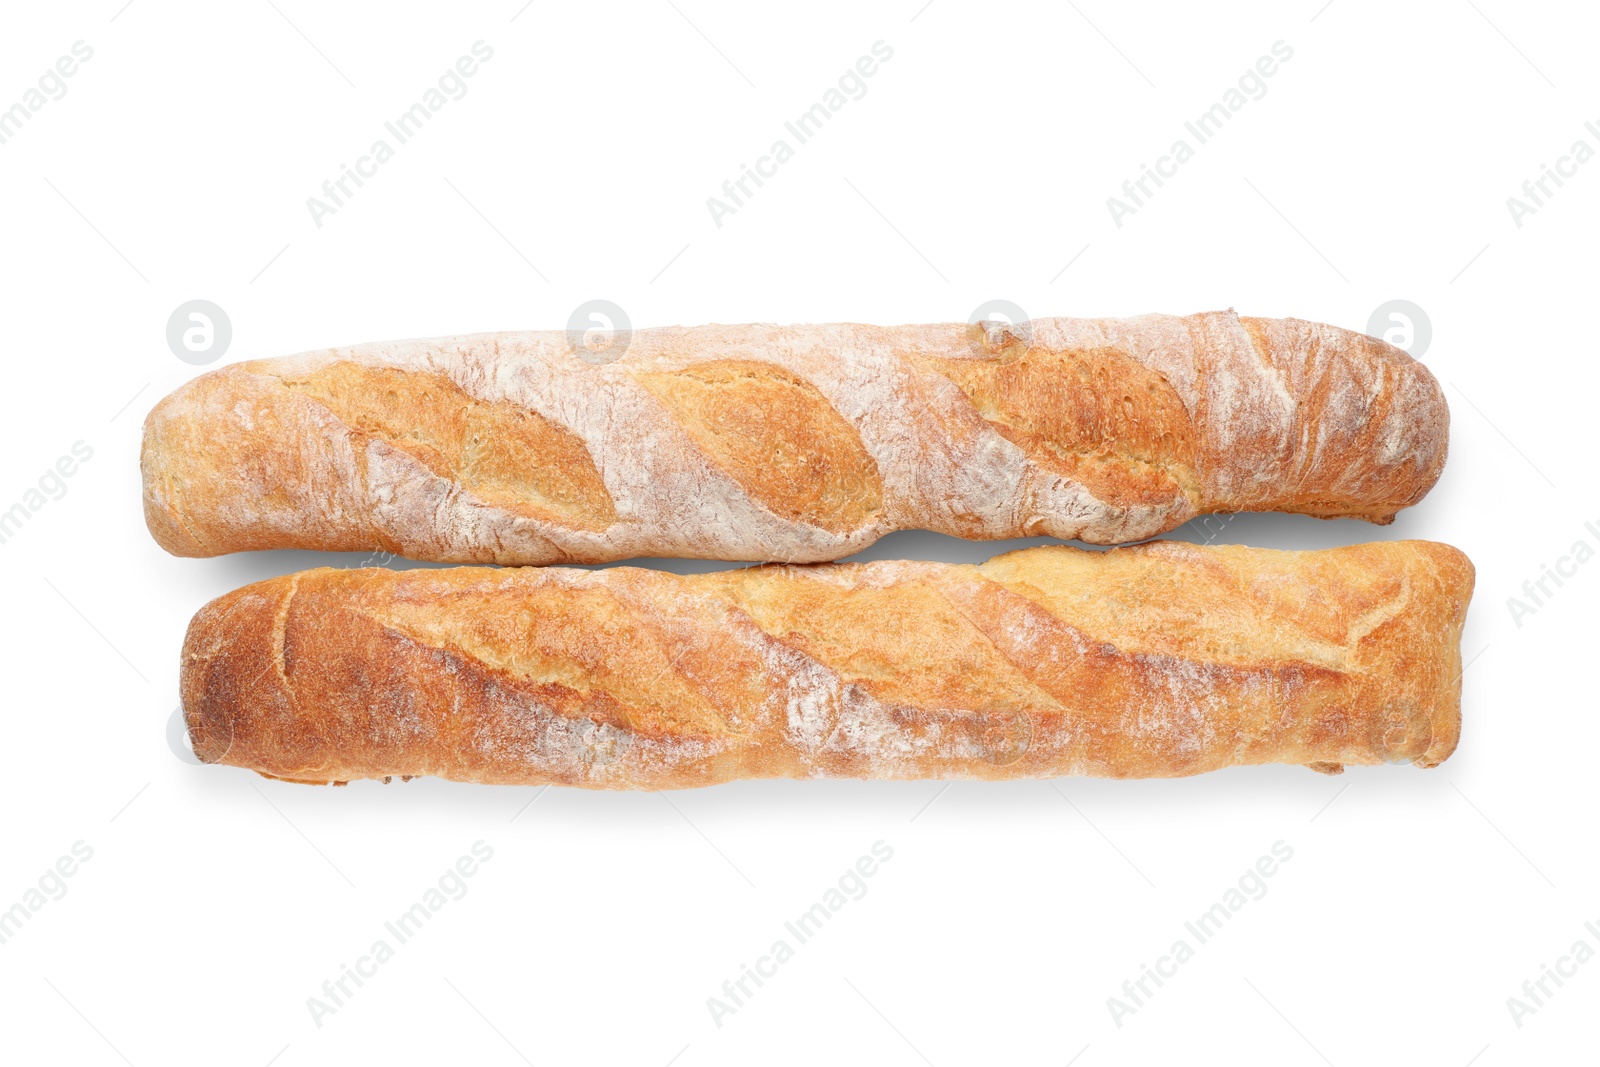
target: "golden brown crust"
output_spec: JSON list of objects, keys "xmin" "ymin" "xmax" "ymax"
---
[
  {"xmin": 921, "ymin": 343, "xmax": 1203, "ymax": 510},
  {"xmin": 280, "ymin": 363, "xmax": 617, "ymax": 530},
  {"xmin": 633, "ymin": 359, "xmax": 884, "ymax": 534},
  {"xmin": 142, "ymin": 312, "xmax": 1449, "ymax": 564},
  {"xmin": 181, "ymin": 540, "xmax": 1474, "ymax": 788}
]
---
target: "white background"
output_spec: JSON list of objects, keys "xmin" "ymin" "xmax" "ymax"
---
[{"xmin": 0, "ymin": 1, "xmax": 1595, "ymax": 1063}]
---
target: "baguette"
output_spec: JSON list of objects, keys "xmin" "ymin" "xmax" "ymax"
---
[
  {"xmin": 143, "ymin": 311, "xmax": 1448, "ymax": 564},
  {"xmin": 181, "ymin": 540, "xmax": 1474, "ymax": 789}
]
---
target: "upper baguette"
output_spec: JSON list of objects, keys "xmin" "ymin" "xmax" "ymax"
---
[
  {"xmin": 142, "ymin": 311, "xmax": 1448, "ymax": 564},
  {"xmin": 181, "ymin": 540, "xmax": 1474, "ymax": 789}
]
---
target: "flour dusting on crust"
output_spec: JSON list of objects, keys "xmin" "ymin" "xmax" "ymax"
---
[{"xmin": 144, "ymin": 312, "xmax": 1448, "ymax": 563}]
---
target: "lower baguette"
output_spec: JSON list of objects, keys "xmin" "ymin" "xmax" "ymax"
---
[{"xmin": 181, "ymin": 540, "xmax": 1474, "ymax": 788}]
